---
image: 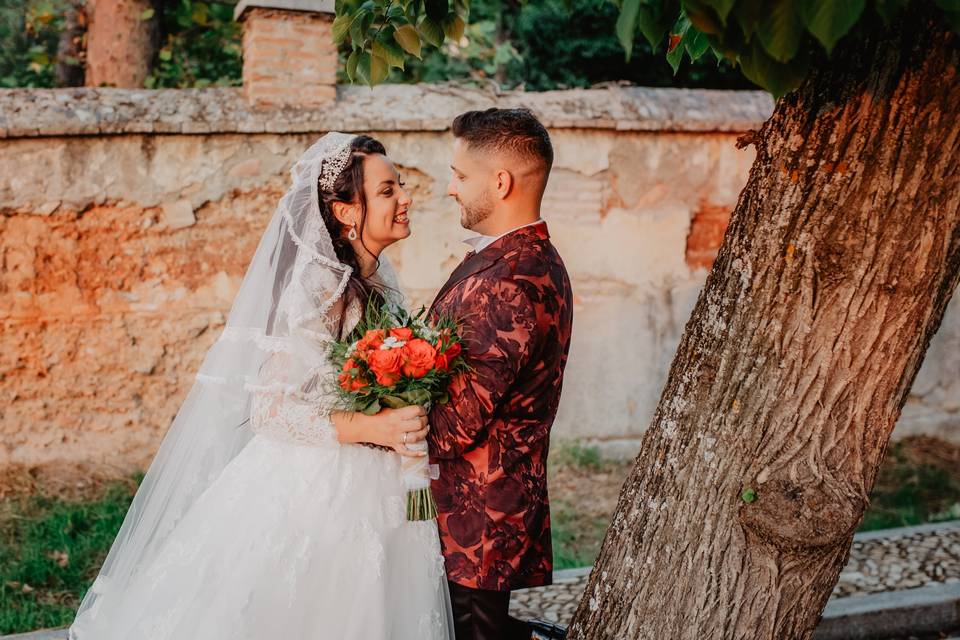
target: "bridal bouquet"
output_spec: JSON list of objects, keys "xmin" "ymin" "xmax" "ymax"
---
[{"xmin": 329, "ymin": 302, "xmax": 468, "ymax": 520}]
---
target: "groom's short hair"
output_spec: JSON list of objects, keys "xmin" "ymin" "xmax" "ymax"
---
[{"xmin": 451, "ymin": 108, "xmax": 553, "ymax": 173}]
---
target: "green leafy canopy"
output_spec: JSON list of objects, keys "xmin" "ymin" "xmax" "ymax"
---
[
  {"xmin": 334, "ymin": 0, "xmax": 470, "ymax": 86},
  {"xmin": 336, "ymin": 0, "xmax": 960, "ymax": 98}
]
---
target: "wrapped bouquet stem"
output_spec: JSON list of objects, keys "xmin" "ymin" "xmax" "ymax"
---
[
  {"xmin": 381, "ymin": 394, "xmax": 439, "ymax": 521},
  {"xmin": 331, "ymin": 303, "xmax": 467, "ymax": 521}
]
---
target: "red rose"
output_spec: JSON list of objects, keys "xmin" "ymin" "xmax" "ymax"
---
[
  {"xmin": 338, "ymin": 359, "xmax": 368, "ymax": 392},
  {"xmin": 444, "ymin": 341, "xmax": 462, "ymax": 360},
  {"xmin": 401, "ymin": 338, "xmax": 437, "ymax": 379},
  {"xmin": 390, "ymin": 326, "xmax": 414, "ymax": 342},
  {"xmin": 434, "ymin": 339, "xmax": 462, "ymax": 372},
  {"xmin": 367, "ymin": 347, "xmax": 403, "ymax": 387}
]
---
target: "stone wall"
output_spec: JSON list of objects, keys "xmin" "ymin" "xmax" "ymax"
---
[{"xmin": 1, "ymin": 85, "xmax": 957, "ymax": 472}]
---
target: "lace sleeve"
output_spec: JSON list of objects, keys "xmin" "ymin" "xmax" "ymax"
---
[{"xmin": 248, "ymin": 351, "xmax": 340, "ymax": 448}]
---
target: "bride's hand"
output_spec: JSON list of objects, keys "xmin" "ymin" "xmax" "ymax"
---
[{"xmin": 366, "ymin": 405, "xmax": 429, "ymax": 457}]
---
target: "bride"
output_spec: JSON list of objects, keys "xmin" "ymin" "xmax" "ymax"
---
[{"xmin": 69, "ymin": 133, "xmax": 454, "ymax": 639}]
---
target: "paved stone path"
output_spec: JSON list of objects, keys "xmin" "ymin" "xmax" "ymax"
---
[{"xmin": 510, "ymin": 521, "xmax": 960, "ymax": 626}]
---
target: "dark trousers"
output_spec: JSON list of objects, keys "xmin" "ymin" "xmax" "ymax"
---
[{"xmin": 448, "ymin": 581, "xmax": 532, "ymax": 640}]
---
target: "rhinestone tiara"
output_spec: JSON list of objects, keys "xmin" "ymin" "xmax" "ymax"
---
[{"xmin": 318, "ymin": 139, "xmax": 355, "ymax": 191}]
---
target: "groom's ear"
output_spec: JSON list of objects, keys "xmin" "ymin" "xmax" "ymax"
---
[{"xmin": 493, "ymin": 169, "xmax": 514, "ymax": 200}]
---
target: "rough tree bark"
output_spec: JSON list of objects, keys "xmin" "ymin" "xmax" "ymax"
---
[
  {"xmin": 84, "ymin": 0, "xmax": 158, "ymax": 88},
  {"xmin": 568, "ymin": 8, "xmax": 960, "ymax": 640}
]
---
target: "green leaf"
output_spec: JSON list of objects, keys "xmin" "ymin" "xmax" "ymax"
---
[
  {"xmin": 616, "ymin": 0, "xmax": 642, "ymax": 61},
  {"xmin": 666, "ymin": 13, "xmax": 691, "ymax": 73},
  {"xmin": 702, "ymin": 0, "xmax": 737, "ymax": 23},
  {"xmin": 192, "ymin": 3, "xmax": 210, "ymax": 26},
  {"xmin": 373, "ymin": 33, "xmax": 406, "ymax": 69},
  {"xmin": 734, "ymin": 0, "xmax": 766, "ymax": 40},
  {"xmin": 798, "ymin": 0, "xmax": 866, "ymax": 54},
  {"xmin": 419, "ymin": 16, "xmax": 445, "ymax": 47},
  {"xmin": 442, "ymin": 14, "xmax": 466, "ymax": 40},
  {"xmin": 332, "ymin": 13, "xmax": 353, "ymax": 44},
  {"xmin": 346, "ymin": 48, "xmax": 361, "ymax": 82},
  {"xmin": 354, "ymin": 50, "xmax": 372, "ymax": 84},
  {"xmin": 741, "ymin": 488, "xmax": 757, "ymax": 503},
  {"xmin": 637, "ymin": 1, "xmax": 679, "ymax": 49},
  {"xmin": 361, "ymin": 398, "xmax": 382, "ymax": 415},
  {"xmin": 738, "ymin": 38, "xmax": 810, "ymax": 99},
  {"xmin": 685, "ymin": 27, "xmax": 712, "ymax": 60},
  {"xmin": 873, "ymin": 0, "xmax": 908, "ymax": 25},
  {"xmin": 370, "ymin": 52, "xmax": 389, "ymax": 84},
  {"xmin": 684, "ymin": 0, "xmax": 724, "ymax": 34},
  {"xmin": 350, "ymin": 9, "xmax": 372, "ymax": 44},
  {"xmin": 399, "ymin": 388, "xmax": 432, "ymax": 406},
  {"xmin": 159, "ymin": 49, "xmax": 173, "ymax": 62},
  {"xmin": 380, "ymin": 394, "xmax": 409, "ymax": 409},
  {"xmin": 394, "ymin": 24, "xmax": 423, "ymax": 58},
  {"xmin": 139, "ymin": 8, "xmax": 155, "ymax": 21},
  {"xmin": 757, "ymin": 0, "xmax": 804, "ymax": 62}
]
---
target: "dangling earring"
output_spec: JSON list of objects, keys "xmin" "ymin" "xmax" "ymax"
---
[{"xmin": 347, "ymin": 224, "xmax": 358, "ymax": 241}]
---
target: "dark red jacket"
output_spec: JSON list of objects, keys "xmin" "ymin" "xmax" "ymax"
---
[{"xmin": 428, "ymin": 221, "xmax": 574, "ymax": 591}]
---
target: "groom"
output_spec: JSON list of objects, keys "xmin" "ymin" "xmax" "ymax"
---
[{"xmin": 428, "ymin": 108, "xmax": 574, "ymax": 640}]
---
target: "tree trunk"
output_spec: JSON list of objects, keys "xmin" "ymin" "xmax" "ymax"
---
[
  {"xmin": 568, "ymin": 9, "xmax": 960, "ymax": 640},
  {"xmin": 84, "ymin": 0, "xmax": 157, "ymax": 88},
  {"xmin": 56, "ymin": 1, "xmax": 86, "ymax": 87}
]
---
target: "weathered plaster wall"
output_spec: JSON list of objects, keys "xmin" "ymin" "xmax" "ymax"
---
[{"xmin": 1, "ymin": 85, "xmax": 956, "ymax": 471}]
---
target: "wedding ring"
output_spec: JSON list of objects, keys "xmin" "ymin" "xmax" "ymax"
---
[{"xmin": 402, "ymin": 432, "xmax": 407, "ymax": 445}]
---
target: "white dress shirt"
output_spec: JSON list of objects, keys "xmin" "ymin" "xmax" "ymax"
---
[{"xmin": 463, "ymin": 218, "xmax": 544, "ymax": 254}]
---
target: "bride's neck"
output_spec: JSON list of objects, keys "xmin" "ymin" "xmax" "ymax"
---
[{"xmin": 354, "ymin": 245, "xmax": 380, "ymax": 278}]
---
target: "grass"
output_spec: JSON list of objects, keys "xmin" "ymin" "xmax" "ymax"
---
[
  {"xmin": 0, "ymin": 475, "xmax": 140, "ymax": 635},
  {"xmin": 548, "ymin": 436, "xmax": 960, "ymax": 571},
  {"xmin": 0, "ymin": 437, "xmax": 958, "ymax": 634},
  {"xmin": 859, "ymin": 438, "xmax": 960, "ymax": 531}
]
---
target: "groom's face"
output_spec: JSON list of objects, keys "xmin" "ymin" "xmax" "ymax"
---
[{"xmin": 448, "ymin": 138, "xmax": 495, "ymax": 231}]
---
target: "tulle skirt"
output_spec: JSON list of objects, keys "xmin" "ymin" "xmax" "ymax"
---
[{"xmin": 69, "ymin": 435, "xmax": 454, "ymax": 640}]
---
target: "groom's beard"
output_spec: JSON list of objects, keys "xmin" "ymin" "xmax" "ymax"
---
[{"xmin": 459, "ymin": 190, "xmax": 494, "ymax": 231}]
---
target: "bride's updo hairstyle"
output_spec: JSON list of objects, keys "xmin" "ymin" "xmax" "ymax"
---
[{"xmin": 317, "ymin": 135, "xmax": 389, "ymax": 337}]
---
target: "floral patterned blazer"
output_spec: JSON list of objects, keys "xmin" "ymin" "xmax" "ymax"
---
[{"xmin": 427, "ymin": 221, "xmax": 574, "ymax": 591}]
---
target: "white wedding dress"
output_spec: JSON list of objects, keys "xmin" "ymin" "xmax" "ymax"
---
[
  {"xmin": 69, "ymin": 133, "xmax": 454, "ymax": 640},
  {"xmin": 71, "ymin": 281, "xmax": 453, "ymax": 640}
]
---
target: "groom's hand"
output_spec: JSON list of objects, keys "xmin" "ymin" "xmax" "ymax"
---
[{"xmin": 366, "ymin": 405, "xmax": 429, "ymax": 457}]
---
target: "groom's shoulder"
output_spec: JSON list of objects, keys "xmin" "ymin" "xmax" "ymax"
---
[{"xmin": 491, "ymin": 237, "xmax": 569, "ymax": 292}]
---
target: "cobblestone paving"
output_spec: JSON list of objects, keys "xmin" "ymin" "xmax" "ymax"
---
[{"xmin": 510, "ymin": 522, "xmax": 960, "ymax": 626}]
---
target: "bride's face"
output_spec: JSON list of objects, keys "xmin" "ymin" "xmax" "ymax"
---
[{"xmin": 358, "ymin": 154, "xmax": 412, "ymax": 252}]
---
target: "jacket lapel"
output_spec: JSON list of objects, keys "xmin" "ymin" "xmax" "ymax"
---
[
  {"xmin": 430, "ymin": 221, "xmax": 550, "ymax": 311},
  {"xmin": 430, "ymin": 250, "xmax": 495, "ymax": 311}
]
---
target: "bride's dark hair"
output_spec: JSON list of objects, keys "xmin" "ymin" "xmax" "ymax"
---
[{"xmin": 318, "ymin": 135, "xmax": 389, "ymax": 338}]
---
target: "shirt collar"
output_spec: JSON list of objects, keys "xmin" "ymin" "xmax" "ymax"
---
[{"xmin": 463, "ymin": 218, "xmax": 544, "ymax": 254}]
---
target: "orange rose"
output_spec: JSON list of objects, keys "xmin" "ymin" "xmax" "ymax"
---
[
  {"xmin": 390, "ymin": 326, "xmax": 414, "ymax": 342},
  {"xmin": 338, "ymin": 359, "xmax": 368, "ymax": 392},
  {"xmin": 401, "ymin": 338, "xmax": 437, "ymax": 379},
  {"xmin": 355, "ymin": 329, "xmax": 386, "ymax": 360},
  {"xmin": 367, "ymin": 347, "xmax": 403, "ymax": 387}
]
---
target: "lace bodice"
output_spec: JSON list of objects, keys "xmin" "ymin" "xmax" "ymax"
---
[{"xmin": 248, "ymin": 260, "xmax": 405, "ymax": 447}]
